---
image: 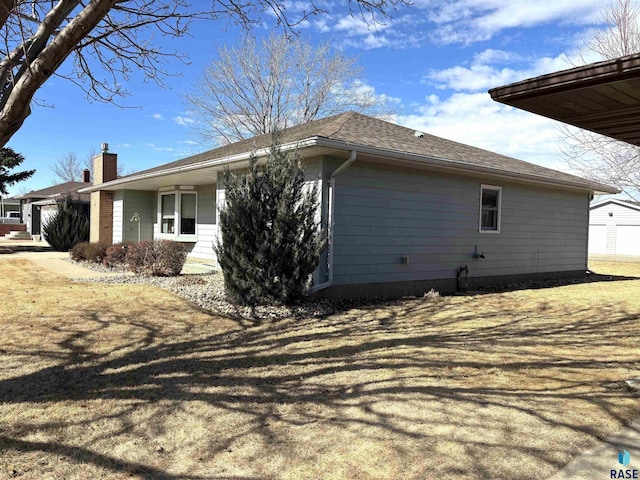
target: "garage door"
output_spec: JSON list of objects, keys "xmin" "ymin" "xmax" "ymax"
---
[
  {"xmin": 588, "ymin": 224, "xmax": 607, "ymax": 254},
  {"xmin": 615, "ymin": 225, "xmax": 640, "ymax": 255}
]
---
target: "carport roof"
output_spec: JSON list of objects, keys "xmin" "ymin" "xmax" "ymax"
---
[{"xmin": 489, "ymin": 53, "xmax": 640, "ymax": 147}]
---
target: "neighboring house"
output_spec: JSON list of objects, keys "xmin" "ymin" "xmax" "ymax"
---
[
  {"xmin": 79, "ymin": 112, "xmax": 616, "ymax": 297},
  {"xmin": 589, "ymin": 199, "xmax": 640, "ymax": 256},
  {"xmin": 16, "ymin": 170, "xmax": 91, "ymax": 238},
  {"xmin": 0, "ymin": 196, "xmax": 20, "ymax": 217}
]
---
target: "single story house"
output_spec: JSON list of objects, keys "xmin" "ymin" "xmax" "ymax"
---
[
  {"xmin": 16, "ymin": 170, "xmax": 91, "ymax": 239},
  {"xmin": 80, "ymin": 112, "xmax": 616, "ymax": 297},
  {"xmin": 588, "ymin": 199, "xmax": 640, "ymax": 256}
]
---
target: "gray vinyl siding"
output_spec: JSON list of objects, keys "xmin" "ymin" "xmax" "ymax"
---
[
  {"xmin": 121, "ymin": 190, "xmax": 155, "ymax": 243},
  {"xmin": 329, "ymin": 161, "xmax": 590, "ymax": 286}
]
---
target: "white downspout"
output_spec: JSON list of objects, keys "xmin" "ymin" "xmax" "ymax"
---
[{"xmin": 311, "ymin": 150, "xmax": 357, "ymax": 293}]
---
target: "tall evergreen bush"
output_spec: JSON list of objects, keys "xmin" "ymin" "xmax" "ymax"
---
[
  {"xmin": 43, "ymin": 196, "xmax": 89, "ymax": 251},
  {"xmin": 216, "ymin": 143, "xmax": 326, "ymax": 306}
]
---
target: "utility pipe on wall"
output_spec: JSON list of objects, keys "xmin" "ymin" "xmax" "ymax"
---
[{"xmin": 311, "ymin": 150, "xmax": 357, "ymax": 293}]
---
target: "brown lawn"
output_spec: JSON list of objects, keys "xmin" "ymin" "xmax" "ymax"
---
[{"xmin": 0, "ymin": 258, "xmax": 639, "ymax": 479}]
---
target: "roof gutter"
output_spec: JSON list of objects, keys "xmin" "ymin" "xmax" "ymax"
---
[
  {"xmin": 312, "ymin": 137, "xmax": 618, "ymax": 195},
  {"xmin": 78, "ymin": 139, "xmax": 318, "ymax": 193},
  {"xmin": 80, "ymin": 135, "xmax": 617, "ymax": 195},
  {"xmin": 310, "ymin": 150, "xmax": 357, "ymax": 293}
]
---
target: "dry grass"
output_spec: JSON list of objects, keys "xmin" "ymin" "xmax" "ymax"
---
[{"xmin": 1, "ymin": 258, "xmax": 640, "ymax": 479}]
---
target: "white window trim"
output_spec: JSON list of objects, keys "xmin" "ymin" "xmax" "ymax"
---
[
  {"xmin": 479, "ymin": 184, "xmax": 502, "ymax": 234},
  {"xmin": 157, "ymin": 189, "xmax": 198, "ymax": 242}
]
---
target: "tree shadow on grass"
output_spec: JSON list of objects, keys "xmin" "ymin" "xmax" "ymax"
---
[
  {"xmin": 1, "ymin": 279, "xmax": 640, "ymax": 478},
  {"xmin": 0, "ymin": 244, "xmax": 53, "ymax": 254}
]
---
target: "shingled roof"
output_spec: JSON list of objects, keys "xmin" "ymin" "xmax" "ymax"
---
[
  {"xmin": 16, "ymin": 181, "xmax": 90, "ymax": 200},
  {"xmin": 106, "ymin": 111, "xmax": 617, "ymax": 193}
]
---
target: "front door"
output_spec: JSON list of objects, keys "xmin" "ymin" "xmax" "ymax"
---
[{"xmin": 31, "ymin": 204, "xmax": 41, "ymax": 234}]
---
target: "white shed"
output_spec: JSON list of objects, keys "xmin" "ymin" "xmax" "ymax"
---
[{"xmin": 589, "ymin": 199, "xmax": 640, "ymax": 256}]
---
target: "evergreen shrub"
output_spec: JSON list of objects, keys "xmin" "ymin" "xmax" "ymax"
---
[
  {"xmin": 43, "ymin": 196, "xmax": 89, "ymax": 251},
  {"xmin": 215, "ymin": 143, "xmax": 325, "ymax": 306}
]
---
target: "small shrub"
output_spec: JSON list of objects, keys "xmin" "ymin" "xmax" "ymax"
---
[
  {"xmin": 70, "ymin": 241, "xmax": 91, "ymax": 261},
  {"xmin": 126, "ymin": 240, "xmax": 186, "ymax": 276},
  {"xmin": 85, "ymin": 242, "xmax": 110, "ymax": 263},
  {"xmin": 103, "ymin": 243, "xmax": 131, "ymax": 268},
  {"xmin": 69, "ymin": 241, "xmax": 110, "ymax": 263}
]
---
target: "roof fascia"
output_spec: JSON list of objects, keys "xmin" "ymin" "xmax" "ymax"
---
[
  {"xmin": 80, "ymin": 135, "xmax": 618, "ymax": 195},
  {"xmin": 590, "ymin": 198, "xmax": 640, "ymax": 211},
  {"xmin": 78, "ymin": 139, "xmax": 318, "ymax": 193},
  {"xmin": 489, "ymin": 54, "xmax": 640, "ymax": 101},
  {"xmin": 313, "ymin": 138, "xmax": 618, "ymax": 194}
]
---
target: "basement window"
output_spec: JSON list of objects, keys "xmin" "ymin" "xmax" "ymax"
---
[
  {"xmin": 158, "ymin": 190, "xmax": 197, "ymax": 241},
  {"xmin": 479, "ymin": 185, "xmax": 501, "ymax": 233}
]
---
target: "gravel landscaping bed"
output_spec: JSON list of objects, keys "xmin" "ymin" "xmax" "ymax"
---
[
  {"xmin": 68, "ymin": 258, "xmax": 632, "ymax": 320},
  {"xmin": 69, "ymin": 259, "xmax": 350, "ymax": 320}
]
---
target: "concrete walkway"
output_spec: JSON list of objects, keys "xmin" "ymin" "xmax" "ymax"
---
[
  {"xmin": 549, "ymin": 418, "xmax": 640, "ymax": 479},
  {"xmin": 0, "ymin": 245, "xmax": 124, "ymax": 279},
  {"xmin": 0, "ymin": 240, "xmax": 216, "ymax": 278}
]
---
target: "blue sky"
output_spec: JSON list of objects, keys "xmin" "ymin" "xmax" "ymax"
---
[{"xmin": 6, "ymin": 0, "xmax": 612, "ymax": 195}]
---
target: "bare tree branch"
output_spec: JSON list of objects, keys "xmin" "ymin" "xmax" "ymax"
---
[
  {"xmin": 52, "ymin": 149, "xmax": 125, "ymax": 183},
  {"xmin": 51, "ymin": 151, "xmax": 82, "ymax": 183},
  {"xmin": 0, "ymin": 0, "xmax": 410, "ymax": 149},
  {"xmin": 185, "ymin": 32, "xmax": 395, "ymax": 144}
]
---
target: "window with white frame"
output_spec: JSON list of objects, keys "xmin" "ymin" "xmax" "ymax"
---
[
  {"xmin": 161, "ymin": 193, "xmax": 175, "ymax": 234},
  {"xmin": 158, "ymin": 189, "xmax": 197, "ymax": 240},
  {"xmin": 479, "ymin": 185, "xmax": 501, "ymax": 233}
]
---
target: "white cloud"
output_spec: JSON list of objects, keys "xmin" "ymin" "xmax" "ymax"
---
[
  {"xmin": 145, "ymin": 143, "xmax": 172, "ymax": 151},
  {"xmin": 473, "ymin": 49, "xmax": 522, "ymax": 64},
  {"xmin": 313, "ymin": 18, "xmax": 331, "ymax": 33},
  {"xmin": 174, "ymin": 115, "xmax": 195, "ymax": 126},
  {"xmin": 334, "ymin": 15, "xmax": 391, "ymax": 35},
  {"xmin": 307, "ymin": 10, "xmax": 421, "ymax": 49},
  {"xmin": 151, "ymin": 113, "xmax": 164, "ymax": 120},
  {"xmin": 414, "ymin": 0, "xmax": 603, "ymax": 44},
  {"xmin": 398, "ymin": 92, "xmax": 572, "ymax": 172},
  {"xmin": 362, "ymin": 34, "xmax": 391, "ymax": 49},
  {"xmin": 425, "ymin": 50, "xmax": 572, "ymax": 91}
]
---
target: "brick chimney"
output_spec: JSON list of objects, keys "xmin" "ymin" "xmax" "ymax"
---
[
  {"xmin": 82, "ymin": 169, "xmax": 90, "ymax": 183},
  {"xmin": 89, "ymin": 143, "xmax": 118, "ymax": 244}
]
